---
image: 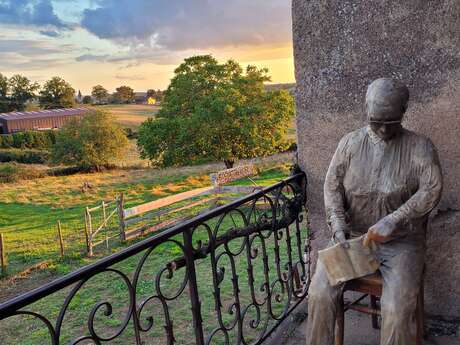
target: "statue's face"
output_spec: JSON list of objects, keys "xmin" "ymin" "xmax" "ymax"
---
[{"xmin": 368, "ymin": 104, "xmax": 403, "ymax": 141}]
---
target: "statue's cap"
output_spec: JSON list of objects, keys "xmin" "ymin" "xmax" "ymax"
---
[{"xmin": 366, "ymin": 78, "xmax": 409, "ymax": 112}]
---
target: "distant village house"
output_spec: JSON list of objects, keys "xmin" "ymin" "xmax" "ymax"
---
[{"xmin": 134, "ymin": 92, "xmax": 157, "ymax": 105}]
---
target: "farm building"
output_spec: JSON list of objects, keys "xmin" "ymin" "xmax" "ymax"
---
[{"xmin": 0, "ymin": 107, "xmax": 92, "ymax": 134}]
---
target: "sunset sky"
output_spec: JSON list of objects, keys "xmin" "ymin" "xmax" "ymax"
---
[{"xmin": 0, "ymin": 0, "xmax": 295, "ymax": 94}]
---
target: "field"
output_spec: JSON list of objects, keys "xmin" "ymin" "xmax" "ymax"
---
[
  {"xmin": 0, "ymin": 152, "xmax": 294, "ymax": 297},
  {"xmin": 94, "ymin": 104, "xmax": 161, "ymax": 129},
  {"xmin": 0, "ymin": 154, "xmax": 304, "ymax": 344}
]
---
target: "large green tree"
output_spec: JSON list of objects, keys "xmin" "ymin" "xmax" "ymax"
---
[
  {"xmin": 8, "ymin": 74, "xmax": 39, "ymax": 111},
  {"xmin": 51, "ymin": 110, "xmax": 128, "ymax": 169},
  {"xmin": 138, "ymin": 55, "xmax": 294, "ymax": 168},
  {"xmin": 0, "ymin": 73, "xmax": 9, "ymax": 112},
  {"xmin": 113, "ymin": 85, "xmax": 135, "ymax": 104},
  {"xmin": 39, "ymin": 77, "xmax": 75, "ymax": 109},
  {"xmin": 91, "ymin": 85, "xmax": 109, "ymax": 104}
]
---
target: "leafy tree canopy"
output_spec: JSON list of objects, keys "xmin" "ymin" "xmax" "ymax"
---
[
  {"xmin": 82, "ymin": 95, "xmax": 92, "ymax": 104},
  {"xmin": 113, "ymin": 85, "xmax": 134, "ymax": 104},
  {"xmin": 51, "ymin": 110, "xmax": 128, "ymax": 169},
  {"xmin": 91, "ymin": 85, "xmax": 109, "ymax": 104},
  {"xmin": 138, "ymin": 55, "xmax": 294, "ymax": 168},
  {"xmin": 39, "ymin": 77, "xmax": 75, "ymax": 109},
  {"xmin": 0, "ymin": 73, "xmax": 9, "ymax": 112},
  {"xmin": 146, "ymin": 89, "xmax": 164, "ymax": 102},
  {"xmin": 8, "ymin": 74, "xmax": 40, "ymax": 111}
]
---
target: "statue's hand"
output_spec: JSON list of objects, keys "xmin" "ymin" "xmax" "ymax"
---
[
  {"xmin": 363, "ymin": 216, "xmax": 397, "ymax": 247},
  {"xmin": 332, "ymin": 230, "xmax": 350, "ymax": 249}
]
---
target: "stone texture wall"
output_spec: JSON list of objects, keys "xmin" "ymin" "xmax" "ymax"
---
[{"xmin": 292, "ymin": 0, "xmax": 460, "ymax": 318}]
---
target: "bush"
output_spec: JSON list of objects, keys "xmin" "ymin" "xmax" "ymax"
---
[
  {"xmin": 52, "ymin": 110, "xmax": 128, "ymax": 169},
  {"xmin": 0, "ymin": 163, "xmax": 46, "ymax": 183},
  {"xmin": 0, "ymin": 130, "xmax": 56, "ymax": 149},
  {"xmin": 0, "ymin": 149, "xmax": 50, "ymax": 164}
]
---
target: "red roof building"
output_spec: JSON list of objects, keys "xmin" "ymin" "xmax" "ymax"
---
[{"xmin": 0, "ymin": 107, "xmax": 92, "ymax": 134}]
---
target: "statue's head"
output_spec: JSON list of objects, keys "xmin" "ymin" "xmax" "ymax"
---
[{"xmin": 366, "ymin": 78, "xmax": 409, "ymax": 141}]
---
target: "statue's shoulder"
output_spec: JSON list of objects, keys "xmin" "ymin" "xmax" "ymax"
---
[
  {"xmin": 402, "ymin": 128, "xmax": 436, "ymax": 148},
  {"xmin": 335, "ymin": 127, "xmax": 367, "ymax": 154},
  {"xmin": 401, "ymin": 129, "xmax": 439, "ymax": 159},
  {"xmin": 340, "ymin": 127, "xmax": 367, "ymax": 144}
]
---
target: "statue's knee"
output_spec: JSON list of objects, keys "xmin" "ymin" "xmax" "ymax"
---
[
  {"xmin": 308, "ymin": 285, "xmax": 336, "ymax": 306},
  {"xmin": 381, "ymin": 299, "xmax": 416, "ymax": 321}
]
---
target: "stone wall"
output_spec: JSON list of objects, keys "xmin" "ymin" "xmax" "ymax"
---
[{"xmin": 292, "ymin": 0, "xmax": 460, "ymax": 318}]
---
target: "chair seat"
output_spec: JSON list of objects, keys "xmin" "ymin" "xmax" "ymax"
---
[
  {"xmin": 344, "ymin": 271, "xmax": 383, "ymax": 296},
  {"xmin": 336, "ymin": 270, "xmax": 425, "ymax": 345}
]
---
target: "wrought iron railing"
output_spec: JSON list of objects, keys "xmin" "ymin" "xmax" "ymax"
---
[{"xmin": 0, "ymin": 171, "xmax": 310, "ymax": 345}]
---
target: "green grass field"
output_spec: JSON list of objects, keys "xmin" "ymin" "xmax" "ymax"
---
[
  {"xmin": 0, "ymin": 160, "xmax": 305, "ymax": 345},
  {"xmin": 92, "ymin": 104, "xmax": 161, "ymax": 129},
  {"xmin": 0, "ymin": 158, "xmax": 293, "ymax": 291}
]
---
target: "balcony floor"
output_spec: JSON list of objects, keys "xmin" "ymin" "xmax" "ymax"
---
[{"xmin": 275, "ymin": 303, "xmax": 460, "ymax": 345}]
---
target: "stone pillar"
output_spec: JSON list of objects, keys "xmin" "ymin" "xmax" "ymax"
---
[{"xmin": 292, "ymin": 0, "xmax": 460, "ymax": 318}]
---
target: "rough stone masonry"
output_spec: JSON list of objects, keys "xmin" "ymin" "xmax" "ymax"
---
[{"xmin": 292, "ymin": 0, "xmax": 460, "ymax": 319}]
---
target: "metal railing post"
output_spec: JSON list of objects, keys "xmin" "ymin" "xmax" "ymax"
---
[{"xmin": 182, "ymin": 228, "xmax": 205, "ymax": 345}]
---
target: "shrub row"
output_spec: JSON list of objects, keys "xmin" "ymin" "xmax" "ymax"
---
[
  {"xmin": 0, "ymin": 130, "xmax": 57, "ymax": 149},
  {"xmin": 0, "ymin": 163, "xmax": 47, "ymax": 183},
  {"xmin": 0, "ymin": 149, "xmax": 50, "ymax": 164}
]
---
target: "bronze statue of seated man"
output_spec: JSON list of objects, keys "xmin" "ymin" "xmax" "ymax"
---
[{"xmin": 306, "ymin": 78, "xmax": 443, "ymax": 345}]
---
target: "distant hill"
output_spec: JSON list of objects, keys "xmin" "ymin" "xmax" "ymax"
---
[{"xmin": 264, "ymin": 83, "xmax": 296, "ymax": 95}]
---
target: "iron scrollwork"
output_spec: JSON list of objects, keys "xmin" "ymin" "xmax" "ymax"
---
[{"xmin": 0, "ymin": 171, "xmax": 310, "ymax": 345}]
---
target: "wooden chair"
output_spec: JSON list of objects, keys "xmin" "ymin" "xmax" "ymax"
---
[{"xmin": 335, "ymin": 271, "xmax": 424, "ymax": 345}]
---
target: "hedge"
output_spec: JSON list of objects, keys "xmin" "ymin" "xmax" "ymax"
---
[
  {"xmin": 0, "ymin": 130, "xmax": 57, "ymax": 149},
  {"xmin": 0, "ymin": 149, "xmax": 50, "ymax": 164},
  {"xmin": 0, "ymin": 163, "xmax": 47, "ymax": 183}
]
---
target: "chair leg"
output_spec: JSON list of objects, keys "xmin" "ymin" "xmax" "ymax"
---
[
  {"xmin": 416, "ymin": 284, "xmax": 425, "ymax": 344},
  {"xmin": 370, "ymin": 295, "xmax": 380, "ymax": 330},
  {"xmin": 335, "ymin": 293, "xmax": 345, "ymax": 345}
]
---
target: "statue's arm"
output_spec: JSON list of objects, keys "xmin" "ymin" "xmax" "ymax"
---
[
  {"xmin": 324, "ymin": 136, "xmax": 350, "ymax": 239},
  {"xmin": 388, "ymin": 139, "xmax": 443, "ymax": 225}
]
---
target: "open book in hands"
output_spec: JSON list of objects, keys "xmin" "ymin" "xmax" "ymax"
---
[{"xmin": 318, "ymin": 236, "xmax": 380, "ymax": 286}]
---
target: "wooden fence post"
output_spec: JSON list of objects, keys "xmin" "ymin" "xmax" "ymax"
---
[
  {"xmin": 84, "ymin": 209, "xmax": 90, "ymax": 255},
  {"xmin": 85, "ymin": 207, "xmax": 93, "ymax": 257},
  {"xmin": 117, "ymin": 193, "xmax": 127, "ymax": 241},
  {"xmin": 57, "ymin": 220, "xmax": 65, "ymax": 257},
  {"xmin": 57, "ymin": 219, "xmax": 64, "ymax": 258},
  {"xmin": 0, "ymin": 233, "xmax": 7, "ymax": 277},
  {"xmin": 102, "ymin": 201, "xmax": 107, "ymax": 224}
]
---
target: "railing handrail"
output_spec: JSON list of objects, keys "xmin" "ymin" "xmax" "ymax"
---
[{"xmin": 0, "ymin": 172, "xmax": 306, "ymax": 319}]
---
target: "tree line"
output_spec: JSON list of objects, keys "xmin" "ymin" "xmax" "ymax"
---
[
  {"xmin": 88, "ymin": 85, "xmax": 164, "ymax": 105},
  {"xmin": 0, "ymin": 73, "xmax": 164, "ymax": 112},
  {"xmin": 0, "ymin": 75, "xmax": 75, "ymax": 112}
]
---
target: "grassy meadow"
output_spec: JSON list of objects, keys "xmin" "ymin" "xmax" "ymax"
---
[
  {"xmin": 0, "ymin": 158, "xmax": 304, "ymax": 345},
  {"xmin": 0, "ymin": 152, "xmax": 294, "ymax": 298},
  {"xmin": 95, "ymin": 104, "xmax": 161, "ymax": 129}
]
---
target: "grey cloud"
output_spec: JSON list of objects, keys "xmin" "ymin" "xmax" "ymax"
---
[
  {"xmin": 40, "ymin": 30, "xmax": 60, "ymax": 37},
  {"xmin": 80, "ymin": 0, "xmax": 291, "ymax": 50},
  {"xmin": 1, "ymin": 56, "xmax": 69, "ymax": 71},
  {"xmin": 0, "ymin": 0, "xmax": 68, "ymax": 29},
  {"xmin": 0, "ymin": 38, "xmax": 74, "ymax": 71},
  {"xmin": 0, "ymin": 39, "xmax": 62, "ymax": 55},
  {"xmin": 115, "ymin": 74, "xmax": 146, "ymax": 81},
  {"xmin": 75, "ymin": 53, "xmax": 110, "ymax": 62}
]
